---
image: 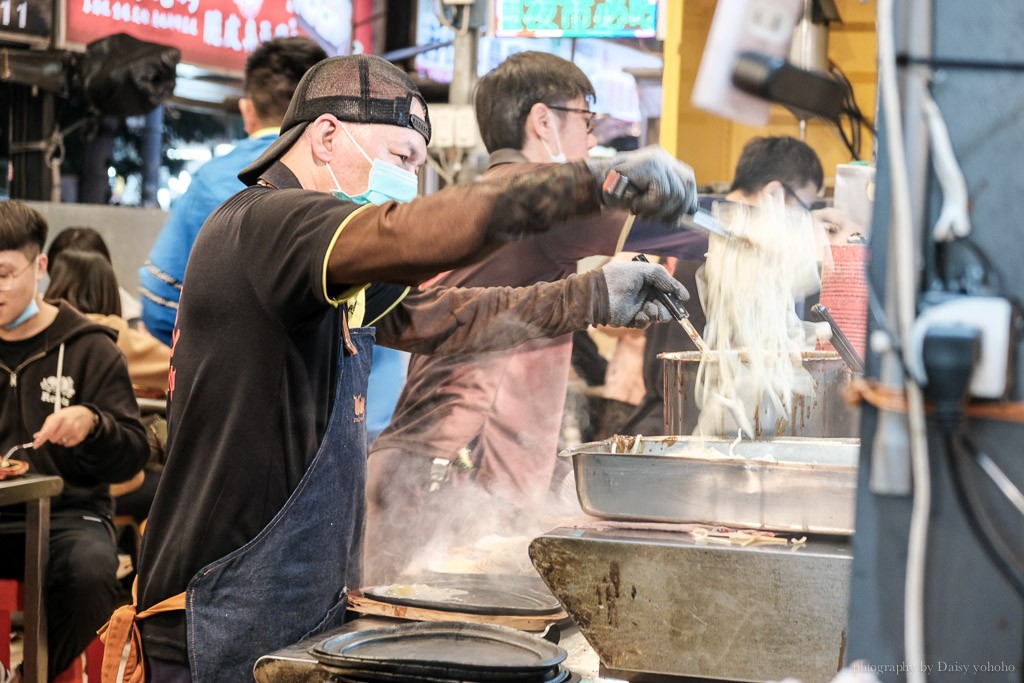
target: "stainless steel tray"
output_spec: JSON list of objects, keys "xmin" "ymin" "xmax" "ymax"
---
[{"xmin": 562, "ymin": 435, "xmax": 859, "ymax": 535}]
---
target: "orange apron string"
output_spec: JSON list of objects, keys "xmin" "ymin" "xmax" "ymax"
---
[
  {"xmin": 845, "ymin": 378, "xmax": 1024, "ymax": 423},
  {"xmin": 96, "ymin": 578, "xmax": 185, "ymax": 683}
]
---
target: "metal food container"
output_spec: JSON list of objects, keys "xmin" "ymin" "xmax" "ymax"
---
[
  {"xmin": 563, "ymin": 435, "xmax": 859, "ymax": 534},
  {"xmin": 662, "ymin": 350, "xmax": 859, "ymax": 438}
]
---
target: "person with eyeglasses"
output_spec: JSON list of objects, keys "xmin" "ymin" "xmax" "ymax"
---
[
  {"xmin": 621, "ymin": 135, "xmax": 826, "ymax": 436},
  {"xmin": 727, "ymin": 136, "xmax": 822, "ymax": 212},
  {"xmin": 365, "ymin": 50, "xmax": 709, "ymax": 584},
  {"xmin": 0, "ymin": 200, "xmax": 150, "ymax": 683}
]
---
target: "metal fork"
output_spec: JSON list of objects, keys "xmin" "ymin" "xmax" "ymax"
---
[{"xmin": 1, "ymin": 442, "xmax": 34, "ymax": 468}]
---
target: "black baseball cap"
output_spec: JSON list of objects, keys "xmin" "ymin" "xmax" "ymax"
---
[{"xmin": 238, "ymin": 54, "xmax": 431, "ymax": 185}]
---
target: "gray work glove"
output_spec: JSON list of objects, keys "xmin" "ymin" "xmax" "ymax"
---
[
  {"xmin": 587, "ymin": 145, "xmax": 699, "ymax": 225},
  {"xmin": 602, "ymin": 261, "xmax": 690, "ymax": 328}
]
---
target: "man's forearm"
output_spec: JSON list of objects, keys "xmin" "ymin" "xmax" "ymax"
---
[
  {"xmin": 326, "ymin": 162, "xmax": 601, "ymax": 286},
  {"xmin": 375, "ymin": 270, "xmax": 610, "ymax": 354}
]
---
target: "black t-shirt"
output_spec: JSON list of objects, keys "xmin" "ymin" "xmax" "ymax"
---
[
  {"xmin": 136, "ymin": 166, "xmax": 405, "ymax": 662},
  {"xmin": 0, "ymin": 328, "xmax": 46, "ymax": 369}
]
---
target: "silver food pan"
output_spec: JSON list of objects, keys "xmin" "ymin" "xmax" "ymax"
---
[{"xmin": 562, "ymin": 435, "xmax": 859, "ymax": 535}]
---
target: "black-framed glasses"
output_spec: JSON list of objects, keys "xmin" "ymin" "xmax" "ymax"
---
[
  {"xmin": 0, "ymin": 257, "xmax": 36, "ymax": 292},
  {"xmin": 546, "ymin": 105, "xmax": 602, "ymax": 133},
  {"xmin": 781, "ymin": 182, "xmax": 813, "ymax": 213}
]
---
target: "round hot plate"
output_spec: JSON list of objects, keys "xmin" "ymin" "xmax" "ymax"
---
[
  {"xmin": 362, "ymin": 575, "xmax": 562, "ymax": 617},
  {"xmin": 310, "ymin": 621, "xmax": 567, "ymax": 681},
  {"xmin": 327, "ymin": 665, "xmax": 574, "ymax": 683}
]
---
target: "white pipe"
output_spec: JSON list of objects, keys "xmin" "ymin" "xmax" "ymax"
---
[{"xmin": 877, "ymin": 0, "xmax": 932, "ymax": 680}]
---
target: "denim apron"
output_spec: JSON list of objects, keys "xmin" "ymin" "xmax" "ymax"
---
[{"xmin": 184, "ymin": 322, "xmax": 373, "ymax": 683}]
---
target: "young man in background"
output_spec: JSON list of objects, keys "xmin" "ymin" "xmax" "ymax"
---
[
  {"xmin": 622, "ymin": 135, "xmax": 824, "ymax": 435},
  {"xmin": 0, "ymin": 200, "xmax": 148, "ymax": 683}
]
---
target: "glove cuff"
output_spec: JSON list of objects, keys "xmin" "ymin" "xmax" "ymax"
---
[{"xmin": 585, "ymin": 158, "xmax": 611, "ymax": 193}]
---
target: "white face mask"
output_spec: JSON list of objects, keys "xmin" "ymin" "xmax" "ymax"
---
[
  {"xmin": 541, "ymin": 121, "xmax": 567, "ymax": 164},
  {"xmin": 328, "ymin": 123, "xmax": 419, "ymax": 205}
]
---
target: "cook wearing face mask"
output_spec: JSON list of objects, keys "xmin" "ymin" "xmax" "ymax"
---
[
  {"xmin": 128, "ymin": 55, "xmax": 699, "ymax": 683},
  {"xmin": 328, "ymin": 122, "xmax": 420, "ymax": 205}
]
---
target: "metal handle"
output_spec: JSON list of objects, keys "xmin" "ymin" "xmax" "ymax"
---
[
  {"xmin": 605, "ymin": 170, "xmax": 740, "ymax": 243},
  {"xmin": 631, "ymin": 254, "xmax": 686, "ymax": 321},
  {"xmin": 810, "ymin": 303, "xmax": 865, "ymax": 374},
  {"xmin": 632, "ymin": 255, "xmax": 709, "ymax": 352}
]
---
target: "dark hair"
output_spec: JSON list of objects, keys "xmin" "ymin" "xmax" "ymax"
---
[
  {"xmin": 45, "ymin": 249, "xmax": 122, "ymax": 317},
  {"xmin": 244, "ymin": 36, "xmax": 328, "ymax": 123},
  {"xmin": 474, "ymin": 51, "xmax": 596, "ymax": 152},
  {"xmin": 47, "ymin": 226, "xmax": 112, "ymax": 273},
  {"xmin": 0, "ymin": 200, "xmax": 47, "ymax": 257},
  {"xmin": 729, "ymin": 136, "xmax": 824, "ymax": 195}
]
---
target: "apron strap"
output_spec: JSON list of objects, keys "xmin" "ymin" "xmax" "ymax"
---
[
  {"xmin": 136, "ymin": 591, "xmax": 187, "ymax": 618},
  {"xmin": 341, "ymin": 302, "xmax": 358, "ymax": 356},
  {"xmin": 96, "ymin": 579, "xmax": 186, "ymax": 683}
]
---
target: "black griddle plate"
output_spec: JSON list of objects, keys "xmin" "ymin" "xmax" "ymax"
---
[
  {"xmin": 328, "ymin": 665, "xmax": 574, "ymax": 683},
  {"xmin": 362, "ymin": 575, "xmax": 562, "ymax": 617},
  {"xmin": 310, "ymin": 621, "xmax": 567, "ymax": 681}
]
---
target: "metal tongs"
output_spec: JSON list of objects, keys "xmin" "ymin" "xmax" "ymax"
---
[
  {"xmin": 1, "ymin": 442, "xmax": 34, "ymax": 468},
  {"xmin": 632, "ymin": 254, "xmax": 708, "ymax": 352},
  {"xmin": 602, "ymin": 170, "xmax": 750, "ymax": 244}
]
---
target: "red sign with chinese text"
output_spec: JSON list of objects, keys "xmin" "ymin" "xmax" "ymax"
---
[{"xmin": 64, "ymin": 0, "xmax": 373, "ymax": 75}]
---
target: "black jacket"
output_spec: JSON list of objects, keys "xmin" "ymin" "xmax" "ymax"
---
[{"xmin": 0, "ymin": 303, "xmax": 149, "ymax": 524}]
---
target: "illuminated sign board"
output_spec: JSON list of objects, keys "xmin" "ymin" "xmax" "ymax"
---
[
  {"xmin": 494, "ymin": 0, "xmax": 657, "ymax": 38},
  {"xmin": 0, "ymin": 0, "xmax": 53, "ymax": 45},
  {"xmin": 64, "ymin": 0, "xmax": 369, "ymax": 74}
]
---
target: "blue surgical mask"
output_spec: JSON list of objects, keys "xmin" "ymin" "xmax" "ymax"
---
[
  {"xmin": 328, "ymin": 124, "xmax": 419, "ymax": 205},
  {"xmin": 4, "ymin": 295, "xmax": 39, "ymax": 331}
]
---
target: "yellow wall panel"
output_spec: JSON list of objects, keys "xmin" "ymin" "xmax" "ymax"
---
[{"xmin": 662, "ymin": 0, "xmax": 878, "ymax": 189}]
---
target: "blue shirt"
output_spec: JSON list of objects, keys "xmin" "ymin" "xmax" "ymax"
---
[
  {"xmin": 367, "ymin": 346, "xmax": 409, "ymax": 444},
  {"xmin": 139, "ymin": 132, "xmax": 278, "ymax": 343}
]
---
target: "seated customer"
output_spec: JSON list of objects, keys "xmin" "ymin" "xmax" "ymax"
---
[
  {"xmin": 47, "ymin": 226, "xmax": 143, "ymax": 325},
  {"xmin": 0, "ymin": 200, "xmax": 150, "ymax": 681},
  {"xmin": 45, "ymin": 248, "xmax": 170, "ymax": 395},
  {"xmin": 45, "ymin": 248, "xmax": 169, "ymax": 527}
]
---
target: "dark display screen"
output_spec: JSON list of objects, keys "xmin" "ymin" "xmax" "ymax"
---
[{"xmin": 0, "ymin": 0, "xmax": 53, "ymax": 43}]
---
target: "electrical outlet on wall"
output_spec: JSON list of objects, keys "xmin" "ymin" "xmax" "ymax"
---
[
  {"xmin": 429, "ymin": 104, "xmax": 455, "ymax": 149},
  {"xmin": 453, "ymin": 105, "xmax": 479, "ymax": 149},
  {"xmin": 691, "ymin": 0, "xmax": 803, "ymax": 126},
  {"xmin": 908, "ymin": 296, "xmax": 1018, "ymax": 400}
]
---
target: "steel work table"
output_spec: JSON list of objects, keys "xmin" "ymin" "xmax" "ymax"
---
[{"xmin": 531, "ymin": 526, "xmax": 853, "ymax": 683}]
